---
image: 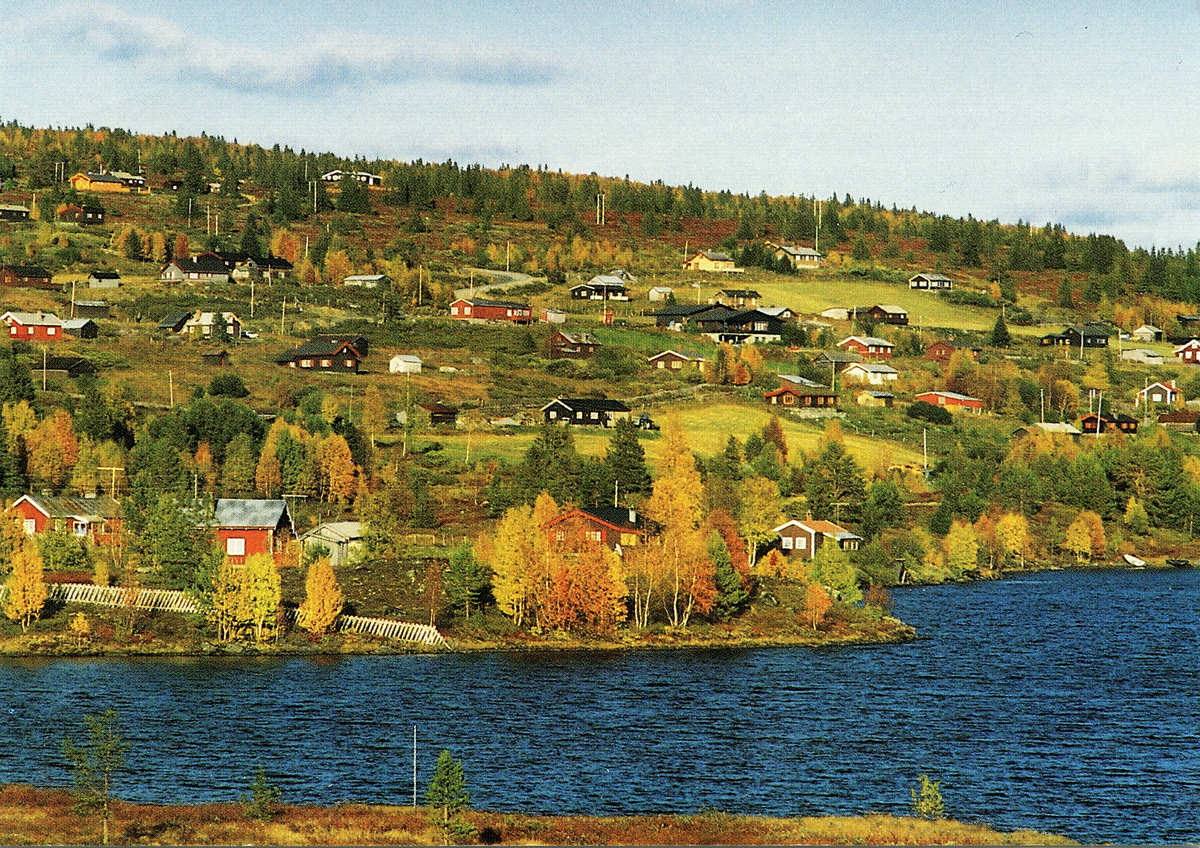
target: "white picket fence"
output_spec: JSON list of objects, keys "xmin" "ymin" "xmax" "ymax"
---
[
  {"xmin": 338, "ymin": 614, "xmax": 448, "ymax": 648},
  {"xmin": 49, "ymin": 583, "xmax": 197, "ymax": 612},
  {"xmin": 16, "ymin": 583, "xmax": 447, "ymax": 648}
]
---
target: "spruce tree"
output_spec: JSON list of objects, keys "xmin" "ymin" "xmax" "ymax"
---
[
  {"xmin": 990, "ymin": 312, "xmax": 1012, "ymax": 347},
  {"xmin": 603, "ymin": 419, "xmax": 652, "ymax": 500}
]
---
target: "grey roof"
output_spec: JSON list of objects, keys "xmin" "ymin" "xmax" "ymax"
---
[
  {"xmin": 16, "ymin": 493, "xmax": 121, "ymax": 521},
  {"xmin": 212, "ymin": 498, "xmax": 292, "ymax": 530},
  {"xmin": 301, "ymin": 521, "xmax": 364, "ymax": 545}
]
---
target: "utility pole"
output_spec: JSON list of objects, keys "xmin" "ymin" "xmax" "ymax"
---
[{"xmin": 97, "ymin": 466, "xmax": 124, "ymax": 498}]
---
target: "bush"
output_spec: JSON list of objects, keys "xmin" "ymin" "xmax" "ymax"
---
[
  {"xmin": 208, "ymin": 373, "xmax": 249, "ymax": 398},
  {"xmin": 907, "ymin": 400, "xmax": 952, "ymax": 425},
  {"xmin": 911, "ymin": 774, "xmax": 945, "ymax": 820},
  {"xmin": 938, "ymin": 289, "xmax": 999, "ymax": 308}
]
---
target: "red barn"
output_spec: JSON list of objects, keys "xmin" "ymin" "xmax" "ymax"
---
[
  {"xmin": 2, "ymin": 310, "xmax": 64, "ymax": 341},
  {"xmin": 209, "ymin": 499, "xmax": 295, "ymax": 565}
]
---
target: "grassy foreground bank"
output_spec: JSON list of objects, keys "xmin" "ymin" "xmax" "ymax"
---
[{"xmin": 0, "ymin": 785, "xmax": 1074, "ymax": 845}]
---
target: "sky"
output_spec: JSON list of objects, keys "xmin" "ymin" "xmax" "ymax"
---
[{"xmin": 4, "ymin": 0, "xmax": 1200, "ymax": 251}]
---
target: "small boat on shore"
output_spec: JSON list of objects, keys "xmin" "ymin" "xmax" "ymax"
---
[
  {"xmin": 1166, "ymin": 558, "xmax": 1192, "ymax": 568},
  {"xmin": 1123, "ymin": 553, "xmax": 1147, "ymax": 568}
]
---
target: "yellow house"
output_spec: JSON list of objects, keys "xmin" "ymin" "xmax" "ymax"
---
[
  {"xmin": 683, "ymin": 250, "xmax": 740, "ymax": 273},
  {"xmin": 68, "ymin": 171, "xmax": 147, "ymax": 194}
]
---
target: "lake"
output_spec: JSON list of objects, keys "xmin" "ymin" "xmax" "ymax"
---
[{"xmin": 2, "ymin": 567, "xmax": 1196, "ymax": 843}]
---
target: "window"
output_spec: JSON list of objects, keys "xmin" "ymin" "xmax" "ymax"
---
[
  {"xmin": 47, "ymin": 327, "xmax": 57, "ymax": 335},
  {"xmin": 344, "ymin": 359, "xmax": 355, "ymax": 367},
  {"xmin": 300, "ymin": 359, "xmax": 314, "ymax": 368},
  {"xmin": 798, "ymin": 536, "xmax": 807, "ymax": 550},
  {"xmin": 320, "ymin": 359, "xmax": 332, "ymax": 367},
  {"xmin": 451, "ymin": 306, "xmax": 459, "ymax": 315},
  {"xmin": 781, "ymin": 537, "xmax": 793, "ymax": 549},
  {"xmin": 548, "ymin": 410, "xmax": 557, "ymax": 419},
  {"xmin": 23, "ymin": 519, "xmax": 35, "ymax": 534},
  {"xmin": 586, "ymin": 530, "xmax": 602, "ymax": 542},
  {"xmin": 226, "ymin": 537, "xmax": 246, "ymax": 556},
  {"xmin": 72, "ymin": 521, "xmax": 87, "ymax": 537}
]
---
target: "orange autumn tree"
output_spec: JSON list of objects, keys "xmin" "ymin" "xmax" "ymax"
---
[
  {"xmin": 540, "ymin": 515, "xmax": 627, "ymax": 636},
  {"xmin": 643, "ymin": 413, "xmax": 715, "ymax": 627}
]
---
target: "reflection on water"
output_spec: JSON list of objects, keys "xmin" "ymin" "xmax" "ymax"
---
[{"xmin": 2, "ymin": 568, "xmax": 1197, "ymax": 843}]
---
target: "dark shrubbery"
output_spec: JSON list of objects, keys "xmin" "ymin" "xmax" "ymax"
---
[{"xmin": 907, "ymin": 400, "xmax": 953, "ymax": 425}]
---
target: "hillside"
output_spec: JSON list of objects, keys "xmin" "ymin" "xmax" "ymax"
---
[{"xmin": 0, "ymin": 120, "xmax": 1199, "ymax": 653}]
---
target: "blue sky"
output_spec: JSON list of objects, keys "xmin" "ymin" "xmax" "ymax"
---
[{"xmin": 5, "ymin": 0, "xmax": 1200, "ymax": 251}]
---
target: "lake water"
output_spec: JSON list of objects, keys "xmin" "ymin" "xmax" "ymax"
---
[{"xmin": 1, "ymin": 567, "xmax": 1196, "ymax": 843}]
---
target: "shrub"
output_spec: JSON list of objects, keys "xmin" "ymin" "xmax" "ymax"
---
[
  {"xmin": 906, "ymin": 400, "xmax": 952, "ymax": 426},
  {"xmin": 911, "ymin": 774, "xmax": 945, "ymax": 821},
  {"xmin": 208, "ymin": 373, "xmax": 249, "ymax": 398}
]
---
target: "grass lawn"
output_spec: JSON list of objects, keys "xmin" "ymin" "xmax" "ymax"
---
[{"xmin": 415, "ymin": 402, "xmax": 925, "ymax": 473}]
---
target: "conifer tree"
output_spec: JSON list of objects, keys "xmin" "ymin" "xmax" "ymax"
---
[
  {"xmin": 603, "ymin": 418, "xmax": 652, "ymax": 500},
  {"xmin": 426, "ymin": 749, "xmax": 472, "ymax": 844},
  {"xmin": 708, "ymin": 531, "xmax": 748, "ymax": 622},
  {"xmin": 443, "ymin": 543, "xmax": 489, "ymax": 620},
  {"xmin": 990, "ymin": 312, "xmax": 1012, "ymax": 348}
]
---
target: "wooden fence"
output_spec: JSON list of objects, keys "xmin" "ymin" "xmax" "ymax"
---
[
  {"xmin": 1, "ymin": 583, "xmax": 447, "ymax": 648},
  {"xmin": 338, "ymin": 614, "xmax": 448, "ymax": 648}
]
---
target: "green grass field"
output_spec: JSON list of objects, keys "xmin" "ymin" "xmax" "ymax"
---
[{"xmin": 417, "ymin": 402, "xmax": 925, "ymax": 474}]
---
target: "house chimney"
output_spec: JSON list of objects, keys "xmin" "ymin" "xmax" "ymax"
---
[{"xmin": 628, "ymin": 509, "xmax": 636, "ymax": 524}]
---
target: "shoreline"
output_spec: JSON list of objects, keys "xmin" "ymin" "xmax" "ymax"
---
[
  {"xmin": 0, "ymin": 785, "xmax": 1077, "ymax": 845},
  {"xmin": 0, "ymin": 618, "xmax": 918, "ymax": 659},
  {"xmin": 5, "ymin": 559, "xmax": 1181, "ymax": 660}
]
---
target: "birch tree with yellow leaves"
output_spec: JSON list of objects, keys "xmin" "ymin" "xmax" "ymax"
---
[
  {"xmin": 296, "ymin": 554, "xmax": 343, "ymax": 636},
  {"xmin": 643, "ymin": 413, "xmax": 715, "ymax": 627},
  {"xmin": 3, "ymin": 534, "xmax": 47, "ymax": 632}
]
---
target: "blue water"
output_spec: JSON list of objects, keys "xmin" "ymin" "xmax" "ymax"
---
[{"xmin": 1, "ymin": 567, "xmax": 1196, "ymax": 843}]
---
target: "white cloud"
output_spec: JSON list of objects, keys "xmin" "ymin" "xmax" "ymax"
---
[{"xmin": 43, "ymin": 2, "xmax": 573, "ymax": 94}]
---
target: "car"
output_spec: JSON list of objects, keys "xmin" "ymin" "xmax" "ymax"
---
[{"xmin": 637, "ymin": 412, "xmax": 659, "ymax": 431}]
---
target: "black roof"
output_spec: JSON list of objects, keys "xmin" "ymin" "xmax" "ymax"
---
[
  {"xmin": 157, "ymin": 310, "xmax": 193, "ymax": 330},
  {"xmin": 580, "ymin": 507, "xmax": 643, "ymax": 531},
  {"xmin": 277, "ymin": 338, "xmax": 364, "ymax": 361},
  {"xmin": 543, "ymin": 398, "xmax": 631, "ymax": 413},
  {"xmin": 2, "ymin": 264, "xmax": 51, "ymax": 276}
]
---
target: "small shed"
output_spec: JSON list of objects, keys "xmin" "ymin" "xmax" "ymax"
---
[
  {"xmin": 857, "ymin": 390, "xmax": 895, "ymax": 408},
  {"xmin": 62, "ymin": 318, "xmax": 98, "ymax": 339},
  {"xmin": 88, "ymin": 269, "xmax": 121, "ymax": 288},
  {"xmin": 72, "ymin": 300, "xmax": 110, "ymax": 319},
  {"xmin": 390, "ymin": 354, "xmax": 423, "ymax": 374},
  {"xmin": 419, "ymin": 401, "xmax": 458, "ymax": 427},
  {"xmin": 202, "ymin": 349, "xmax": 230, "ymax": 367},
  {"xmin": 648, "ymin": 286, "xmax": 674, "ymax": 302},
  {"xmin": 301, "ymin": 521, "xmax": 365, "ymax": 567}
]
